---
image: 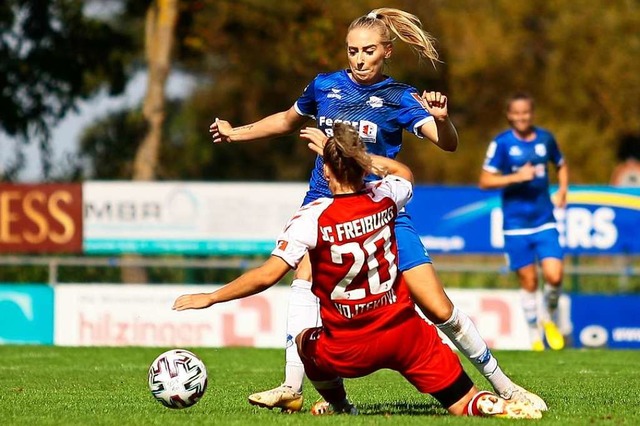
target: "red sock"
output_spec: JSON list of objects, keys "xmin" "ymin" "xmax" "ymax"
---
[{"xmin": 465, "ymin": 391, "xmax": 494, "ymax": 416}]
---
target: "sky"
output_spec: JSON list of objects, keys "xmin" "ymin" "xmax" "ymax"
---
[{"xmin": 0, "ymin": 71, "xmax": 196, "ymax": 182}]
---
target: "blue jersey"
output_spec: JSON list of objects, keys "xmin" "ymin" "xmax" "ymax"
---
[
  {"xmin": 483, "ymin": 127, "xmax": 564, "ymax": 234},
  {"xmin": 294, "ymin": 70, "xmax": 433, "ymax": 202}
]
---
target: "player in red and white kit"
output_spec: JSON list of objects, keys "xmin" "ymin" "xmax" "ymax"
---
[{"xmin": 172, "ymin": 123, "xmax": 541, "ymax": 419}]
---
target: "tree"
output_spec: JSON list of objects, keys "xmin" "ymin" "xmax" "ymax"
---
[
  {"xmin": 132, "ymin": 0, "xmax": 179, "ymax": 181},
  {"xmin": 121, "ymin": 0, "xmax": 179, "ymax": 284},
  {"xmin": 0, "ymin": 0, "xmax": 134, "ymax": 179},
  {"xmin": 427, "ymin": 0, "xmax": 640, "ymax": 183},
  {"xmin": 78, "ymin": 108, "xmax": 147, "ymax": 179},
  {"xmin": 79, "ymin": 0, "xmax": 640, "ymax": 184}
]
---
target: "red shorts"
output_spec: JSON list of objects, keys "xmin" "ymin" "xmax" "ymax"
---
[{"xmin": 299, "ymin": 314, "xmax": 463, "ymax": 394}]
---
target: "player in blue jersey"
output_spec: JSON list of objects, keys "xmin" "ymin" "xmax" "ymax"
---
[
  {"xmin": 209, "ymin": 8, "xmax": 546, "ymax": 412},
  {"xmin": 479, "ymin": 92, "xmax": 569, "ymax": 352}
]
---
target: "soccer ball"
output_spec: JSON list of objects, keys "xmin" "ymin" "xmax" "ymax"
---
[{"xmin": 148, "ymin": 349, "xmax": 208, "ymax": 409}]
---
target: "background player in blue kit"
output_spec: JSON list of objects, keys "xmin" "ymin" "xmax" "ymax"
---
[
  {"xmin": 209, "ymin": 8, "xmax": 546, "ymax": 412},
  {"xmin": 479, "ymin": 92, "xmax": 569, "ymax": 352}
]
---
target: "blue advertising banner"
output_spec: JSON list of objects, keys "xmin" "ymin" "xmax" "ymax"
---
[
  {"xmin": 0, "ymin": 285, "xmax": 54, "ymax": 344},
  {"xmin": 570, "ymin": 294, "xmax": 640, "ymax": 349},
  {"xmin": 405, "ymin": 185, "xmax": 640, "ymax": 254},
  {"xmin": 82, "ymin": 182, "xmax": 639, "ymax": 256}
]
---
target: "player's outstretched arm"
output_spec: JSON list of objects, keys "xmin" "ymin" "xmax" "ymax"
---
[
  {"xmin": 172, "ymin": 256, "xmax": 291, "ymax": 311},
  {"xmin": 419, "ymin": 91, "xmax": 458, "ymax": 152},
  {"xmin": 209, "ymin": 107, "xmax": 309, "ymax": 144}
]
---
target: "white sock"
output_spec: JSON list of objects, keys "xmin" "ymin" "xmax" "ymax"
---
[
  {"xmin": 283, "ymin": 279, "xmax": 321, "ymax": 393},
  {"xmin": 520, "ymin": 289, "xmax": 542, "ymax": 342},
  {"xmin": 543, "ymin": 283, "xmax": 561, "ymax": 321},
  {"xmin": 436, "ymin": 307, "xmax": 513, "ymax": 395}
]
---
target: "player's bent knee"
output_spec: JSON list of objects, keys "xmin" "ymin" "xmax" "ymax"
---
[
  {"xmin": 547, "ymin": 276, "xmax": 562, "ymax": 286},
  {"xmin": 416, "ymin": 296, "xmax": 454, "ymax": 324},
  {"xmin": 402, "ymin": 264, "xmax": 454, "ymax": 324},
  {"xmin": 427, "ymin": 302, "xmax": 454, "ymax": 324},
  {"xmin": 543, "ymin": 269, "xmax": 563, "ymax": 286}
]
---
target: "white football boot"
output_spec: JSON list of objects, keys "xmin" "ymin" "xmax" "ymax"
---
[
  {"xmin": 476, "ymin": 392, "xmax": 542, "ymax": 419},
  {"xmin": 248, "ymin": 385, "xmax": 303, "ymax": 413},
  {"xmin": 499, "ymin": 383, "xmax": 548, "ymax": 411}
]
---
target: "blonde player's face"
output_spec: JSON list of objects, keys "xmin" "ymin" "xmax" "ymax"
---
[
  {"xmin": 346, "ymin": 27, "xmax": 391, "ymax": 85},
  {"xmin": 507, "ymin": 99, "xmax": 535, "ymax": 134}
]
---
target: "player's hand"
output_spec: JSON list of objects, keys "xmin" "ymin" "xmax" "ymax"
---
[
  {"xmin": 172, "ymin": 293, "xmax": 214, "ymax": 311},
  {"xmin": 300, "ymin": 127, "xmax": 328, "ymax": 156},
  {"xmin": 516, "ymin": 162, "xmax": 536, "ymax": 182},
  {"xmin": 209, "ymin": 118, "xmax": 233, "ymax": 143},
  {"xmin": 552, "ymin": 188, "xmax": 568, "ymax": 208},
  {"xmin": 421, "ymin": 91, "xmax": 449, "ymax": 121}
]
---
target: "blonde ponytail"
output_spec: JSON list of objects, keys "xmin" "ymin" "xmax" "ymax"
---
[{"xmin": 349, "ymin": 8, "xmax": 439, "ymax": 65}]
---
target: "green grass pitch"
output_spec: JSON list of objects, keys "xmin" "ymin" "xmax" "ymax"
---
[{"xmin": 0, "ymin": 346, "xmax": 638, "ymax": 425}]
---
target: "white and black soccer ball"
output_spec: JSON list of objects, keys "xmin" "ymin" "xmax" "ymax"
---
[{"xmin": 148, "ymin": 349, "xmax": 208, "ymax": 409}]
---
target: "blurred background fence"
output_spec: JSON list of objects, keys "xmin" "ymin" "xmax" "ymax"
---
[{"xmin": 0, "ymin": 254, "xmax": 637, "ymax": 293}]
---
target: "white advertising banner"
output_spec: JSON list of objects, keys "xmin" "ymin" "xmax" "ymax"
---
[
  {"xmin": 54, "ymin": 284, "xmax": 291, "ymax": 347},
  {"xmin": 83, "ymin": 181, "xmax": 308, "ymax": 255},
  {"xmin": 54, "ymin": 285, "xmax": 570, "ymax": 349}
]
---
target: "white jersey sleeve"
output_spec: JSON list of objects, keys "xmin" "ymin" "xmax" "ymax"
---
[
  {"xmin": 271, "ymin": 198, "xmax": 333, "ymax": 268},
  {"xmin": 365, "ymin": 175, "xmax": 413, "ymax": 209}
]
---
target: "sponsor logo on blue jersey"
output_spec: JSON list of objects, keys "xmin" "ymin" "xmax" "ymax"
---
[
  {"xmin": 317, "ymin": 117, "xmax": 378, "ymax": 144},
  {"xmin": 318, "ymin": 116, "xmax": 359, "ymax": 129},
  {"xmin": 366, "ymin": 96, "xmax": 384, "ymax": 108},
  {"xmin": 327, "ymin": 88, "xmax": 342, "ymax": 99},
  {"xmin": 535, "ymin": 143, "xmax": 546, "ymax": 156},
  {"xmin": 508, "ymin": 146, "xmax": 523, "ymax": 156},
  {"xmin": 359, "ymin": 120, "xmax": 377, "ymax": 144}
]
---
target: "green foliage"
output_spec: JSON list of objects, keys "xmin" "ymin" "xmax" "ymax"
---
[
  {"xmin": 0, "ymin": 0, "xmax": 136, "ymax": 179},
  {"xmin": 435, "ymin": 0, "xmax": 640, "ymax": 183},
  {"xmin": 178, "ymin": 0, "xmax": 640, "ymax": 183},
  {"xmin": 0, "ymin": 346, "xmax": 638, "ymax": 424},
  {"xmin": 78, "ymin": 107, "xmax": 146, "ymax": 178},
  {"xmin": 73, "ymin": 0, "xmax": 640, "ymax": 183}
]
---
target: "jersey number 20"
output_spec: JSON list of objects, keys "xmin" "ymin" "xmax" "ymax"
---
[{"xmin": 329, "ymin": 225, "xmax": 397, "ymax": 301}]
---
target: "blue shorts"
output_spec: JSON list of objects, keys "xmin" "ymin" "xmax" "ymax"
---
[
  {"xmin": 396, "ymin": 211, "xmax": 432, "ymax": 271},
  {"xmin": 503, "ymin": 228, "xmax": 563, "ymax": 271}
]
